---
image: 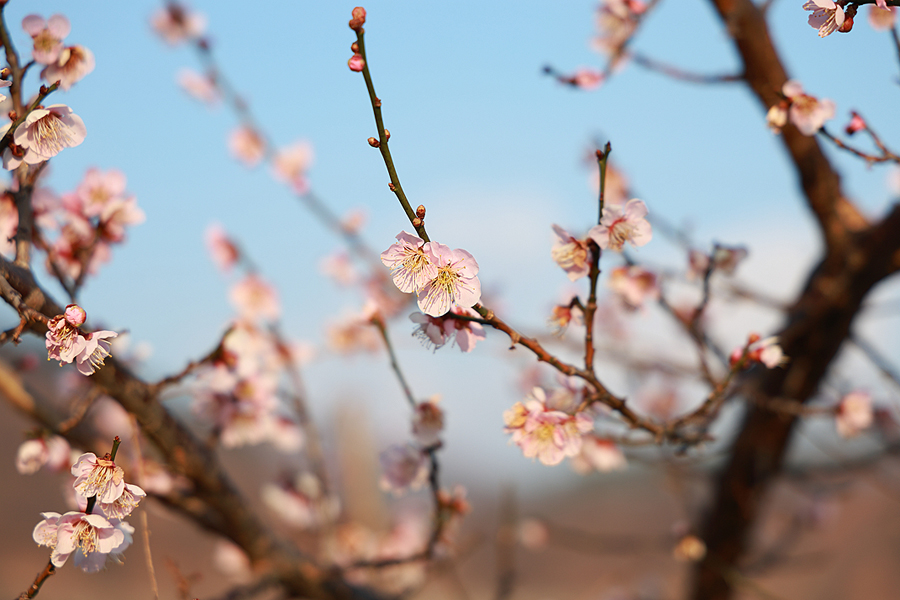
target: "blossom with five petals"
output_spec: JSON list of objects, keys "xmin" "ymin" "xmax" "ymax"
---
[{"xmin": 587, "ymin": 198, "xmax": 652, "ymax": 251}]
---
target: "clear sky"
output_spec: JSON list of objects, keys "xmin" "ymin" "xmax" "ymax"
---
[{"xmin": 3, "ymin": 1, "xmax": 899, "ymax": 490}]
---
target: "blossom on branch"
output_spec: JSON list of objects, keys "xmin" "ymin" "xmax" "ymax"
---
[
  {"xmin": 45, "ymin": 305, "xmax": 118, "ymax": 375},
  {"xmin": 381, "ymin": 231, "xmax": 436, "ymax": 293},
  {"xmin": 42, "ymin": 45, "xmax": 95, "ymax": 90},
  {"xmin": 588, "ymin": 198, "xmax": 652, "ymax": 251},
  {"xmin": 16, "ymin": 434, "xmax": 71, "ymax": 474},
  {"xmin": 229, "ymin": 126, "xmax": 267, "ymax": 167},
  {"xmin": 412, "ymin": 396, "xmax": 444, "ymax": 447},
  {"xmin": 379, "ymin": 443, "xmax": 428, "ymax": 494},
  {"xmin": 551, "ymin": 224, "xmax": 592, "ymax": 281},
  {"xmin": 417, "ymin": 242, "xmax": 481, "ymax": 317},
  {"xmin": 504, "ymin": 387, "xmax": 594, "ymax": 466},
  {"xmin": 868, "ymin": 5, "xmax": 896, "ymax": 30},
  {"xmin": 607, "ymin": 265, "xmax": 659, "ymax": 309},
  {"xmin": 44, "ymin": 512, "xmax": 127, "ymax": 572},
  {"xmin": 836, "ymin": 391, "xmax": 873, "ymax": 438},
  {"xmin": 768, "ymin": 81, "xmax": 835, "ymax": 136},
  {"xmin": 151, "ymin": 3, "xmax": 207, "ymax": 45},
  {"xmin": 272, "ymin": 141, "xmax": 314, "ymax": 194},
  {"xmin": 410, "ymin": 306, "xmax": 485, "ymax": 352},
  {"xmin": 2, "ymin": 104, "xmax": 86, "ymax": 169},
  {"xmin": 22, "ymin": 14, "xmax": 70, "ymax": 65},
  {"xmin": 803, "ymin": 0, "xmax": 845, "ymax": 37},
  {"xmin": 72, "ymin": 452, "xmax": 125, "ymax": 503}
]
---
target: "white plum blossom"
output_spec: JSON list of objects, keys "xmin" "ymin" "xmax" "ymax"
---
[
  {"xmin": 51, "ymin": 512, "xmax": 126, "ymax": 572},
  {"xmin": 2, "ymin": 104, "xmax": 86, "ymax": 169},
  {"xmin": 836, "ymin": 391, "xmax": 873, "ymax": 438},
  {"xmin": 72, "ymin": 452, "xmax": 125, "ymax": 503},
  {"xmin": 381, "ymin": 231, "xmax": 437, "ymax": 293},
  {"xmin": 588, "ymin": 199, "xmax": 652, "ymax": 251},
  {"xmin": 551, "ymin": 224, "xmax": 592, "ymax": 281},
  {"xmin": 417, "ymin": 242, "xmax": 481, "ymax": 317},
  {"xmin": 803, "ymin": 0, "xmax": 845, "ymax": 37}
]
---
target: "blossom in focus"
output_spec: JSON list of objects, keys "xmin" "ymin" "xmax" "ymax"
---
[
  {"xmin": 74, "ymin": 330, "xmax": 118, "ymax": 376},
  {"xmin": 205, "ymin": 223, "xmax": 240, "ymax": 271},
  {"xmin": 869, "ymin": 5, "xmax": 896, "ymax": 30},
  {"xmin": 381, "ymin": 231, "xmax": 436, "ymax": 293},
  {"xmin": 177, "ymin": 69, "xmax": 220, "ymax": 105},
  {"xmin": 379, "ymin": 443, "xmax": 428, "ymax": 494},
  {"xmin": 45, "ymin": 305, "xmax": 118, "ymax": 375},
  {"xmin": 551, "ymin": 224, "xmax": 592, "ymax": 281},
  {"xmin": 607, "ymin": 265, "xmax": 659, "ymax": 309},
  {"xmin": 504, "ymin": 388, "xmax": 594, "ymax": 466},
  {"xmin": 16, "ymin": 435, "xmax": 71, "ymax": 474},
  {"xmin": 803, "ymin": 0, "xmax": 845, "ymax": 37},
  {"xmin": 151, "ymin": 4, "xmax": 207, "ymax": 45},
  {"xmin": 272, "ymin": 141, "xmax": 314, "ymax": 194},
  {"xmin": 72, "ymin": 452, "xmax": 125, "ymax": 503},
  {"xmin": 22, "ymin": 14, "xmax": 70, "ymax": 65},
  {"xmin": 588, "ymin": 198, "xmax": 652, "ymax": 251},
  {"xmin": 571, "ymin": 437, "xmax": 627, "ymax": 473},
  {"xmin": 51, "ymin": 511, "xmax": 126, "ymax": 571},
  {"xmin": 230, "ymin": 274, "xmax": 280, "ymax": 322},
  {"xmin": 228, "ymin": 126, "xmax": 266, "ymax": 167},
  {"xmin": 42, "ymin": 45, "xmax": 95, "ymax": 90},
  {"xmin": 412, "ymin": 396, "xmax": 444, "ymax": 447},
  {"xmin": 417, "ymin": 242, "xmax": 481, "ymax": 317},
  {"xmin": 2, "ymin": 104, "xmax": 86, "ymax": 169},
  {"xmin": 95, "ymin": 483, "xmax": 146, "ymax": 520},
  {"xmin": 779, "ymin": 81, "xmax": 835, "ymax": 136},
  {"xmin": 836, "ymin": 391, "xmax": 873, "ymax": 438}
]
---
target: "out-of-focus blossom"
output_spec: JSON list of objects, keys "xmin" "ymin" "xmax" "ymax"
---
[
  {"xmin": 320, "ymin": 251, "xmax": 358, "ymax": 286},
  {"xmin": 16, "ymin": 435, "xmax": 71, "ymax": 474},
  {"xmin": 869, "ymin": 5, "xmax": 896, "ymax": 30},
  {"xmin": 379, "ymin": 443, "xmax": 428, "ymax": 494},
  {"xmin": 205, "ymin": 223, "xmax": 240, "ymax": 272},
  {"xmin": 417, "ymin": 242, "xmax": 481, "ymax": 317},
  {"xmin": 74, "ymin": 168, "xmax": 126, "ymax": 218},
  {"xmin": 410, "ymin": 306, "xmax": 485, "ymax": 352},
  {"xmin": 607, "ymin": 265, "xmax": 658, "ymax": 309},
  {"xmin": 272, "ymin": 141, "xmax": 314, "ymax": 194},
  {"xmin": 570, "ymin": 437, "xmax": 627, "ymax": 473},
  {"xmin": 341, "ymin": 208, "xmax": 367, "ymax": 235},
  {"xmin": 381, "ymin": 231, "xmax": 436, "ymax": 293},
  {"xmin": 803, "ymin": 0, "xmax": 845, "ymax": 37},
  {"xmin": 99, "ymin": 196, "xmax": 145, "ymax": 243},
  {"xmin": 261, "ymin": 480, "xmax": 317, "ymax": 529},
  {"xmin": 588, "ymin": 199, "xmax": 652, "ymax": 251},
  {"xmin": 0, "ymin": 80, "xmax": 11, "ymax": 104},
  {"xmin": 518, "ymin": 518, "xmax": 550, "ymax": 550},
  {"xmin": 228, "ymin": 126, "xmax": 266, "ymax": 167},
  {"xmin": 213, "ymin": 540, "xmax": 252, "ymax": 582},
  {"xmin": 177, "ymin": 69, "xmax": 220, "ymax": 105},
  {"xmin": 687, "ymin": 245, "xmax": 748, "ymax": 280},
  {"xmin": 769, "ymin": 81, "xmax": 835, "ymax": 136},
  {"xmin": 2, "ymin": 104, "xmax": 86, "ymax": 169},
  {"xmin": 548, "ymin": 301, "xmax": 583, "ymax": 334},
  {"xmin": 593, "ymin": 0, "xmax": 647, "ymax": 62},
  {"xmin": 72, "ymin": 452, "xmax": 125, "ymax": 503},
  {"xmin": 844, "ymin": 111, "xmax": 866, "ymax": 136},
  {"xmin": 326, "ymin": 310, "xmax": 382, "ymax": 354},
  {"xmin": 22, "ymin": 14, "xmax": 70, "ymax": 65},
  {"xmin": 731, "ymin": 334, "xmax": 787, "ymax": 369},
  {"xmin": 412, "ymin": 396, "xmax": 444, "ymax": 447},
  {"xmin": 95, "ymin": 483, "xmax": 146, "ymax": 520},
  {"xmin": 836, "ymin": 391, "xmax": 873, "ymax": 438},
  {"xmin": 673, "ymin": 535, "xmax": 707, "ymax": 562},
  {"xmin": 436, "ymin": 485, "xmax": 470, "ymax": 547},
  {"xmin": 151, "ymin": 4, "xmax": 206, "ymax": 45},
  {"xmin": 551, "ymin": 224, "xmax": 592, "ymax": 281},
  {"xmin": 42, "ymin": 45, "xmax": 95, "ymax": 90},
  {"xmin": 230, "ymin": 274, "xmax": 280, "ymax": 322}
]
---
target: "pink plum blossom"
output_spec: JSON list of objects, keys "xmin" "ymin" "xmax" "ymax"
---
[
  {"xmin": 151, "ymin": 4, "xmax": 207, "ymax": 45},
  {"xmin": 228, "ymin": 126, "xmax": 267, "ymax": 167},
  {"xmin": 74, "ymin": 168, "xmax": 127, "ymax": 218},
  {"xmin": 571, "ymin": 437, "xmax": 627, "ymax": 473},
  {"xmin": 410, "ymin": 306, "xmax": 485, "ymax": 352},
  {"xmin": 42, "ymin": 45, "xmax": 95, "ymax": 90},
  {"xmin": 504, "ymin": 387, "xmax": 594, "ymax": 466},
  {"xmin": 688, "ymin": 245, "xmax": 748, "ymax": 280},
  {"xmin": 73, "ymin": 330, "xmax": 118, "ymax": 376},
  {"xmin": 417, "ymin": 242, "xmax": 481, "ymax": 317},
  {"xmin": 261, "ymin": 481, "xmax": 317, "ymax": 529},
  {"xmin": 836, "ymin": 391, "xmax": 873, "ymax": 438},
  {"xmin": 381, "ymin": 231, "xmax": 437, "ymax": 293},
  {"xmin": 2, "ymin": 104, "xmax": 86, "ymax": 169},
  {"xmin": 607, "ymin": 265, "xmax": 659, "ymax": 309},
  {"xmin": 803, "ymin": 0, "xmax": 845, "ymax": 37},
  {"xmin": 33, "ymin": 512, "xmax": 61, "ymax": 551},
  {"xmin": 205, "ymin": 223, "xmax": 240, "ymax": 271},
  {"xmin": 348, "ymin": 54, "xmax": 365, "ymax": 72},
  {"xmin": 588, "ymin": 198, "xmax": 652, "ymax": 251},
  {"xmin": 230, "ymin": 274, "xmax": 280, "ymax": 322},
  {"xmin": 379, "ymin": 443, "xmax": 428, "ymax": 494},
  {"xmin": 272, "ymin": 141, "xmax": 314, "ymax": 194},
  {"xmin": 95, "ymin": 483, "xmax": 146, "ymax": 520},
  {"xmin": 412, "ymin": 396, "xmax": 444, "ymax": 447},
  {"xmin": 320, "ymin": 251, "xmax": 359, "ymax": 286},
  {"xmin": 99, "ymin": 196, "xmax": 145, "ymax": 243},
  {"xmin": 16, "ymin": 435, "xmax": 71, "ymax": 474},
  {"xmin": 845, "ymin": 111, "xmax": 866, "ymax": 136},
  {"xmin": 410, "ymin": 311, "xmax": 449, "ymax": 349},
  {"xmin": 732, "ymin": 334, "xmax": 787, "ymax": 369},
  {"xmin": 593, "ymin": 0, "xmax": 645, "ymax": 60},
  {"xmin": 46, "ymin": 306, "xmax": 116, "ymax": 375},
  {"xmin": 326, "ymin": 310, "xmax": 382, "ymax": 354},
  {"xmin": 51, "ymin": 511, "xmax": 126, "ymax": 571},
  {"xmin": 869, "ymin": 5, "xmax": 896, "ymax": 30},
  {"xmin": 551, "ymin": 224, "xmax": 592, "ymax": 281},
  {"xmin": 780, "ymin": 80, "xmax": 835, "ymax": 136},
  {"xmin": 177, "ymin": 69, "xmax": 220, "ymax": 105},
  {"xmin": 72, "ymin": 452, "xmax": 125, "ymax": 503},
  {"xmin": 22, "ymin": 14, "xmax": 70, "ymax": 65}
]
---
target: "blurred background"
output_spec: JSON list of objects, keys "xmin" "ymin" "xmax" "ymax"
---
[{"xmin": 1, "ymin": 1, "xmax": 899, "ymax": 598}]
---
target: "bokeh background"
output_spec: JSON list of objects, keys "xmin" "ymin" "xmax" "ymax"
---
[{"xmin": 1, "ymin": 1, "xmax": 899, "ymax": 598}]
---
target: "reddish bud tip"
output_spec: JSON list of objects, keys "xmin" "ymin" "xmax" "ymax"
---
[
  {"xmin": 352, "ymin": 7, "xmax": 367, "ymax": 21},
  {"xmin": 0, "ymin": 67, "xmax": 9, "ymax": 78},
  {"xmin": 367, "ymin": 137, "xmax": 380, "ymax": 148},
  {"xmin": 39, "ymin": 85, "xmax": 48, "ymax": 95},
  {"xmin": 348, "ymin": 54, "xmax": 365, "ymax": 72},
  {"xmin": 838, "ymin": 15, "xmax": 854, "ymax": 33},
  {"xmin": 747, "ymin": 333, "xmax": 761, "ymax": 344},
  {"xmin": 350, "ymin": 42, "xmax": 359, "ymax": 53},
  {"xmin": 388, "ymin": 182, "xmax": 396, "ymax": 191},
  {"xmin": 374, "ymin": 97, "xmax": 382, "ymax": 108},
  {"xmin": 416, "ymin": 205, "xmax": 426, "ymax": 218},
  {"xmin": 7, "ymin": 111, "xmax": 16, "ymax": 121},
  {"xmin": 412, "ymin": 217, "xmax": 422, "ymax": 227},
  {"xmin": 384, "ymin": 129, "xmax": 391, "ymax": 140}
]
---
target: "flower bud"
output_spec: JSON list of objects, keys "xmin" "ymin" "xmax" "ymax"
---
[
  {"xmin": 747, "ymin": 333, "xmax": 761, "ymax": 345},
  {"xmin": 838, "ymin": 15, "xmax": 854, "ymax": 33},
  {"xmin": 416, "ymin": 205, "xmax": 426, "ymax": 219},
  {"xmin": 845, "ymin": 111, "xmax": 865, "ymax": 136},
  {"xmin": 350, "ymin": 42, "xmax": 359, "ymax": 53},
  {"xmin": 348, "ymin": 54, "xmax": 365, "ymax": 72},
  {"xmin": 388, "ymin": 182, "xmax": 396, "ymax": 191},
  {"xmin": 64, "ymin": 304, "xmax": 87, "ymax": 327},
  {"xmin": 349, "ymin": 7, "xmax": 367, "ymax": 31},
  {"xmin": 367, "ymin": 137, "xmax": 380, "ymax": 148},
  {"xmin": 412, "ymin": 217, "xmax": 422, "ymax": 228},
  {"xmin": 384, "ymin": 129, "xmax": 391, "ymax": 140}
]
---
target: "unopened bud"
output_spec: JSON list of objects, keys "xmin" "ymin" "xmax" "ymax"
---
[
  {"xmin": 412, "ymin": 217, "xmax": 422, "ymax": 228},
  {"xmin": 388, "ymin": 182, "xmax": 396, "ymax": 191},
  {"xmin": 64, "ymin": 304, "xmax": 86, "ymax": 327},
  {"xmin": 348, "ymin": 54, "xmax": 365, "ymax": 72},
  {"xmin": 747, "ymin": 333, "xmax": 761, "ymax": 344},
  {"xmin": 0, "ymin": 67, "xmax": 9, "ymax": 79},
  {"xmin": 367, "ymin": 137, "xmax": 380, "ymax": 148},
  {"xmin": 7, "ymin": 111, "xmax": 16, "ymax": 121},
  {"xmin": 374, "ymin": 97, "xmax": 382, "ymax": 108},
  {"xmin": 416, "ymin": 205, "xmax": 426, "ymax": 219},
  {"xmin": 350, "ymin": 42, "xmax": 359, "ymax": 53},
  {"xmin": 845, "ymin": 111, "xmax": 865, "ymax": 136},
  {"xmin": 349, "ymin": 6, "xmax": 367, "ymax": 31},
  {"xmin": 39, "ymin": 85, "xmax": 48, "ymax": 95},
  {"xmin": 838, "ymin": 15, "xmax": 854, "ymax": 33},
  {"xmin": 384, "ymin": 129, "xmax": 390, "ymax": 140}
]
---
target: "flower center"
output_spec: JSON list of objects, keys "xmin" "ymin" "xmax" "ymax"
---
[
  {"xmin": 551, "ymin": 242, "xmax": 588, "ymax": 269},
  {"xmin": 433, "ymin": 265, "xmax": 460, "ymax": 300},
  {"xmin": 608, "ymin": 218, "xmax": 634, "ymax": 250},
  {"xmin": 33, "ymin": 113, "xmax": 74, "ymax": 156},
  {"xmin": 74, "ymin": 520, "xmax": 99, "ymax": 554}
]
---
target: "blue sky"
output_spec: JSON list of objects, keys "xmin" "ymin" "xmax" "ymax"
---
[{"xmin": 3, "ymin": 1, "xmax": 899, "ymax": 488}]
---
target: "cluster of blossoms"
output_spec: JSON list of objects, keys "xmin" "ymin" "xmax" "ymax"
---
[
  {"xmin": 504, "ymin": 385, "xmax": 595, "ymax": 466},
  {"xmin": 23, "ymin": 14, "xmax": 95, "ymax": 91},
  {"xmin": 766, "ymin": 80, "xmax": 835, "ymax": 136},
  {"xmin": 16, "ymin": 433, "xmax": 71, "ymax": 474},
  {"xmin": 379, "ymin": 396, "xmax": 444, "ymax": 493},
  {"xmin": 381, "ymin": 231, "xmax": 481, "ymax": 318},
  {"xmin": 33, "ymin": 451, "xmax": 144, "ymax": 572},
  {"xmin": 45, "ymin": 304, "xmax": 117, "ymax": 376}
]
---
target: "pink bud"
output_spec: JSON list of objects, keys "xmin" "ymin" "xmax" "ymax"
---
[
  {"xmin": 64, "ymin": 304, "xmax": 86, "ymax": 327},
  {"xmin": 348, "ymin": 54, "xmax": 365, "ymax": 72},
  {"xmin": 845, "ymin": 111, "xmax": 865, "ymax": 136},
  {"xmin": 352, "ymin": 7, "xmax": 367, "ymax": 21}
]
